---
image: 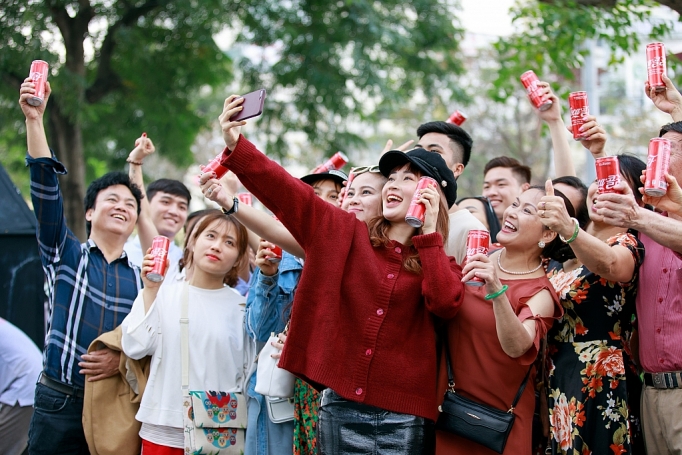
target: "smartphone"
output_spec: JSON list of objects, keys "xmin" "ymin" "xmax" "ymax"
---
[{"xmin": 230, "ymin": 88, "xmax": 266, "ymax": 121}]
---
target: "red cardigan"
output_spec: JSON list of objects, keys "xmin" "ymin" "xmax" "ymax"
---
[{"xmin": 224, "ymin": 136, "xmax": 464, "ymax": 420}]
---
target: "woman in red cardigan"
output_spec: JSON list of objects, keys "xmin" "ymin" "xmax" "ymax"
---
[{"xmin": 200, "ymin": 95, "xmax": 465, "ymax": 454}]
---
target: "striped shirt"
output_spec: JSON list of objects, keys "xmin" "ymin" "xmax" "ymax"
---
[{"xmin": 28, "ymin": 155, "xmax": 142, "ymax": 388}]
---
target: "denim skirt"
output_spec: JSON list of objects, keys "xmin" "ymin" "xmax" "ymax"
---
[{"xmin": 318, "ymin": 389, "xmax": 435, "ymax": 455}]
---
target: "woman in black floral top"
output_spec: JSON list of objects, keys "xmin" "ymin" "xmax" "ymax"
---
[{"xmin": 537, "ymin": 155, "xmax": 646, "ymax": 455}]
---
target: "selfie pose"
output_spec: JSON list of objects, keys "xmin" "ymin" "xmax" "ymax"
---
[{"xmin": 201, "ymin": 94, "xmax": 465, "ymax": 454}]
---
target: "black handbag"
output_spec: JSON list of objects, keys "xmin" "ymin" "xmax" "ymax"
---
[{"xmin": 435, "ymin": 336, "xmax": 533, "ymax": 454}]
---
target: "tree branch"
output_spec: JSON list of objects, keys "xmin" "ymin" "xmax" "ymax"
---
[{"xmin": 85, "ymin": 0, "xmax": 169, "ymax": 103}]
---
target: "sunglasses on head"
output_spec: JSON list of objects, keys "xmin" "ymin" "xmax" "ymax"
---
[{"xmin": 350, "ymin": 165, "xmax": 381, "ymax": 176}]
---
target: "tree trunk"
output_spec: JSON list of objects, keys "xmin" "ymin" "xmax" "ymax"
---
[{"xmin": 47, "ymin": 100, "xmax": 87, "ymax": 241}]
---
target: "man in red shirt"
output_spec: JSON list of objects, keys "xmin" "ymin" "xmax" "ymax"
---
[{"xmin": 594, "ymin": 73, "xmax": 682, "ymax": 455}]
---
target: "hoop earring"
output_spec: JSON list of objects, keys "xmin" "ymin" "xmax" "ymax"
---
[{"xmin": 538, "ymin": 240, "xmax": 546, "ymax": 248}]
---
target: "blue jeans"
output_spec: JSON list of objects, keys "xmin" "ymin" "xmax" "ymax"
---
[
  {"xmin": 318, "ymin": 389, "xmax": 435, "ymax": 455},
  {"xmin": 28, "ymin": 383, "xmax": 89, "ymax": 455}
]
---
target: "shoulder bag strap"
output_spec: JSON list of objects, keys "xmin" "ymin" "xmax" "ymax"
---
[
  {"xmin": 180, "ymin": 282, "xmax": 190, "ymax": 394},
  {"xmin": 442, "ymin": 328, "xmax": 534, "ymax": 412}
]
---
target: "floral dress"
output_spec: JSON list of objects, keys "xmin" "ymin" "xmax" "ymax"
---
[
  {"xmin": 293, "ymin": 378, "xmax": 319, "ymax": 455},
  {"xmin": 546, "ymin": 233, "xmax": 644, "ymax": 455}
]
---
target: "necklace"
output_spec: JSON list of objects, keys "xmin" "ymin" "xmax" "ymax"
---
[{"xmin": 497, "ymin": 249, "xmax": 543, "ymax": 275}]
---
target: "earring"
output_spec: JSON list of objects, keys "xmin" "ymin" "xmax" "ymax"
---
[{"xmin": 538, "ymin": 240, "xmax": 546, "ymax": 248}]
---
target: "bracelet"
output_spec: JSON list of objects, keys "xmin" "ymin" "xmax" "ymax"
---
[
  {"xmin": 485, "ymin": 284, "xmax": 509, "ymax": 300},
  {"xmin": 221, "ymin": 197, "xmax": 239, "ymax": 215},
  {"xmin": 126, "ymin": 158, "xmax": 143, "ymax": 165},
  {"xmin": 559, "ymin": 217, "xmax": 580, "ymax": 244}
]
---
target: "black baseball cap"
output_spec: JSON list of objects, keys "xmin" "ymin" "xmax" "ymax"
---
[
  {"xmin": 379, "ymin": 148, "xmax": 458, "ymax": 208},
  {"xmin": 300, "ymin": 169, "xmax": 348, "ymax": 187}
]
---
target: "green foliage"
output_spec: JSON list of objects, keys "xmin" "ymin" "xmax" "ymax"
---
[
  {"xmin": 491, "ymin": 0, "xmax": 676, "ymax": 100},
  {"xmin": 0, "ymin": 0, "xmax": 467, "ymax": 192},
  {"xmin": 234, "ymin": 0, "xmax": 466, "ymax": 162}
]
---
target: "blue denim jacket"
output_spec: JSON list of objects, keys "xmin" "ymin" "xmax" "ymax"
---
[{"xmin": 245, "ymin": 252, "xmax": 303, "ymax": 455}]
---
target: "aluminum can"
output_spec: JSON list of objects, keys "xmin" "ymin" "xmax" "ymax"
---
[
  {"xmin": 569, "ymin": 92, "xmax": 589, "ymax": 141},
  {"xmin": 268, "ymin": 244, "xmax": 283, "ymax": 263},
  {"xmin": 645, "ymin": 138, "xmax": 671, "ymax": 197},
  {"xmin": 446, "ymin": 110, "xmax": 467, "ymax": 126},
  {"xmin": 405, "ymin": 177, "xmax": 438, "ymax": 228},
  {"xmin": 147, "ymin": 236, "xmax": 171, "ymax": 282},
  {"xmin": 520, "ymin": 70, "xmax": 552, "ymax": 111},
  {"xmin": 465, "ymin": 230, "xmax": 490, "ymax": 286},
  {"xmin": 646, "ymin": 42, "xmax": 667, "ymax": 93},
  {"xmin": 28, "ymin": 60, "xmax": 49, "ymax": 107},
  {"xmin": 237, "ymin": 192, "xmax": 253, "ymax": 206},
  {"xmin": 312, "ymin": 151, "xmax": 349, "ymax": 174},
  {"xmin": 595, "ymin": 156, "xmax": 621, "ymax": 194},
  {"xmin": 201, "ymin": 151, "xmax": 229, "ymax": 179}
]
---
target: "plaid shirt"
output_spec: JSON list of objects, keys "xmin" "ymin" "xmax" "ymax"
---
[{"xmin": 28, "ymin": 155, "xmax": 142, "ymax": 388}]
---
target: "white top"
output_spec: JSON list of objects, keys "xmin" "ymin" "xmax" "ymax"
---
[
  {"xmin": 446, "ymin": 209, "xmax": 487, "ymax": 265},
  {"xmin": 0, "ymin": 318, "xmax": 43, "ymax": 406},
  {"xmin": 123, "ymin": 235, "xmax": 183, "ymax": 282},
  {"xmin": 121, "ymin": 280, "xmax": 253, "ymax": 430}
]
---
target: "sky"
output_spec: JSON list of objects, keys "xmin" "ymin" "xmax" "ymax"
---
[{"xmin": 459, "ymin": 0, "xmax": 516, "ymax": 36}]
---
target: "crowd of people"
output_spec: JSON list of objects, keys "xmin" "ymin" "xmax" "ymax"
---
[{"xmin": 6, "ymin": 65, "xmax": 682, "ymax": 455}]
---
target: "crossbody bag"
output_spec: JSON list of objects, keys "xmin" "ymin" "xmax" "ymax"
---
[{"xmin": 180, "ymin": 283, "xmax": 248, "ymax": 454}]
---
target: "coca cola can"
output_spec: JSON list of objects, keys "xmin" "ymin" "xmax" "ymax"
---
[
  {"xmin": 312, "ymin": 151, "xmax": 349, "ymax": 174},
  {"xmin": 201, "ymin": 151, "xmax": 229, "ymax": 179},
  {"xmin": 405, "ymin": 177, "xmax": 438, "ymax": 228},
  {"xmin": 595, "ymin": 156, "xmax": 621, "ymax": 194},
  {"xmin": 268, "ymin": 244, "xmax": 283, "ymax": 263},
  {"xmin": 520, "ymin": 70, "xmax": 552, "ymax": 111},
  {"xmin": 646, "ymin": 42, "xmax": 666, "ymax": 93},
  {"xmin": 465, "ymin": 230, "xmax": 490, "ymax": 286},
  {"xmin": 147, "ymin": 236, "xmax": 171, "ymax": 282},
  {"xmin": 237, "ymin": 192, "xmax": 253, "ymax": 206},
  {"xmin": 569, "ymin": 91, "xmax": 589, "ymax": 141},
  {"xmin": 645, "ymin": 138, "xmax": 671, "ymax": 197},
  {"xmin": 446, "ymin": 110, "xmax": 467, "ymax": 126},
  {"xmin": 28, "ymin": 60, "xmax": 49, "ymax": 107}
]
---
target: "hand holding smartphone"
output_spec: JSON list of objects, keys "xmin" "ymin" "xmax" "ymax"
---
[{"xmin": 230, "ymin": 89, "xmax": 266, "ymax": 121}]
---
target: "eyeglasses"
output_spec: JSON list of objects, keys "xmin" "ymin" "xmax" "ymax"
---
[{"xmin": 350, "ymin": 165, "xmax": 381, "ymax": 176}]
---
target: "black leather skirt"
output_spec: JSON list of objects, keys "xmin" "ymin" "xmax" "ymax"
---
[{"xmin": 318, "ymin": 389, "xmax": 435, "ymax": 455}]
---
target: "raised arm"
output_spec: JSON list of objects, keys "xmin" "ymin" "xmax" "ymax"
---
[
  {"xmin": 596, "ymin": 180, "xmax": 682, "ymax": 254},
  {"xmin": 210, "ymin": 95, "xmax": 355, "ymax": 252},
  {"xmin": 127, "ymin": 134, "xmax": 158, "ymax": 254},
  {"xmin": 199, "ymin": 173, "xmax": 306, "ymax": 258},
  {"xmin": 19, "ymin": 78, "xmax": 51, "ymax": 159},
  {"xmin": 541, "ymin": 180, "xmax": 638, "ymax": 282},
  {"xmin": 536, "ymin": 82, "xmax": 576, "ymax": 177},
  {"xmin": 646, "ymin": 72, "xmax": 682, "ymax": 122}
]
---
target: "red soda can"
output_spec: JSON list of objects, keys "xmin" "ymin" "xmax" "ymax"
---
[
  {"xmin": 268, "ymin": 244, "xmax": 283, "ymax": 263},
  {"xmin": 28, "ymin": 60, "xmax": 49, "ymax": 107},
  {"xmin": 645, "ymin": 138, "xmax": 671, "ymax": 197},
  {"xmin": 312, "ymin": 151, "xmax": 349, "ymax": 174},
  {"xmin": 446, "ymin": 110, "xmax": 467, "ymax": 126},
  {"xmin": 520, "ymin": 70, "xmax": 552, "ymax": 111},
  {"xmin": 405, "ymin": 177, "xmax": 438, "ymax": 228},
  {"xmin": 595, "ymin": 156, "xmax": 621, "ymax": 194},
  {"xmin": 147, "ymin": 236, "xmax": 171, "ymax": 282},
  {"xmin": 646, "ymin": 42, "xmax": 666, "ymax": 93},
  {"xmin": 201, "ymin": 151, "xmax": 229, "ymax": 179},
  {"xmin": 569, "ymin": 92, "xmax": 589, "ymax": 141},
  {"xmin": 465, "ymin": 230, "xmax": 490, "ymax": 286},
  {"xmin": 237, "ymin": 192, "xmax": 253, "ymax": 206}
]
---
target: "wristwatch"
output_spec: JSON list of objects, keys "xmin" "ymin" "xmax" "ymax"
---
[{"xmin": 222, "ymin": 197, "xmax": 239, "ymax": 215}]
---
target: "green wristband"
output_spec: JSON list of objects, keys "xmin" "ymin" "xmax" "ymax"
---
[
  {"xmin": 559, "ymin": 217, "xmax": 580, "ymax": 244},
  {"xmin": 485, "ymin": 284, "xmax": 509, "ymax": 300}
]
